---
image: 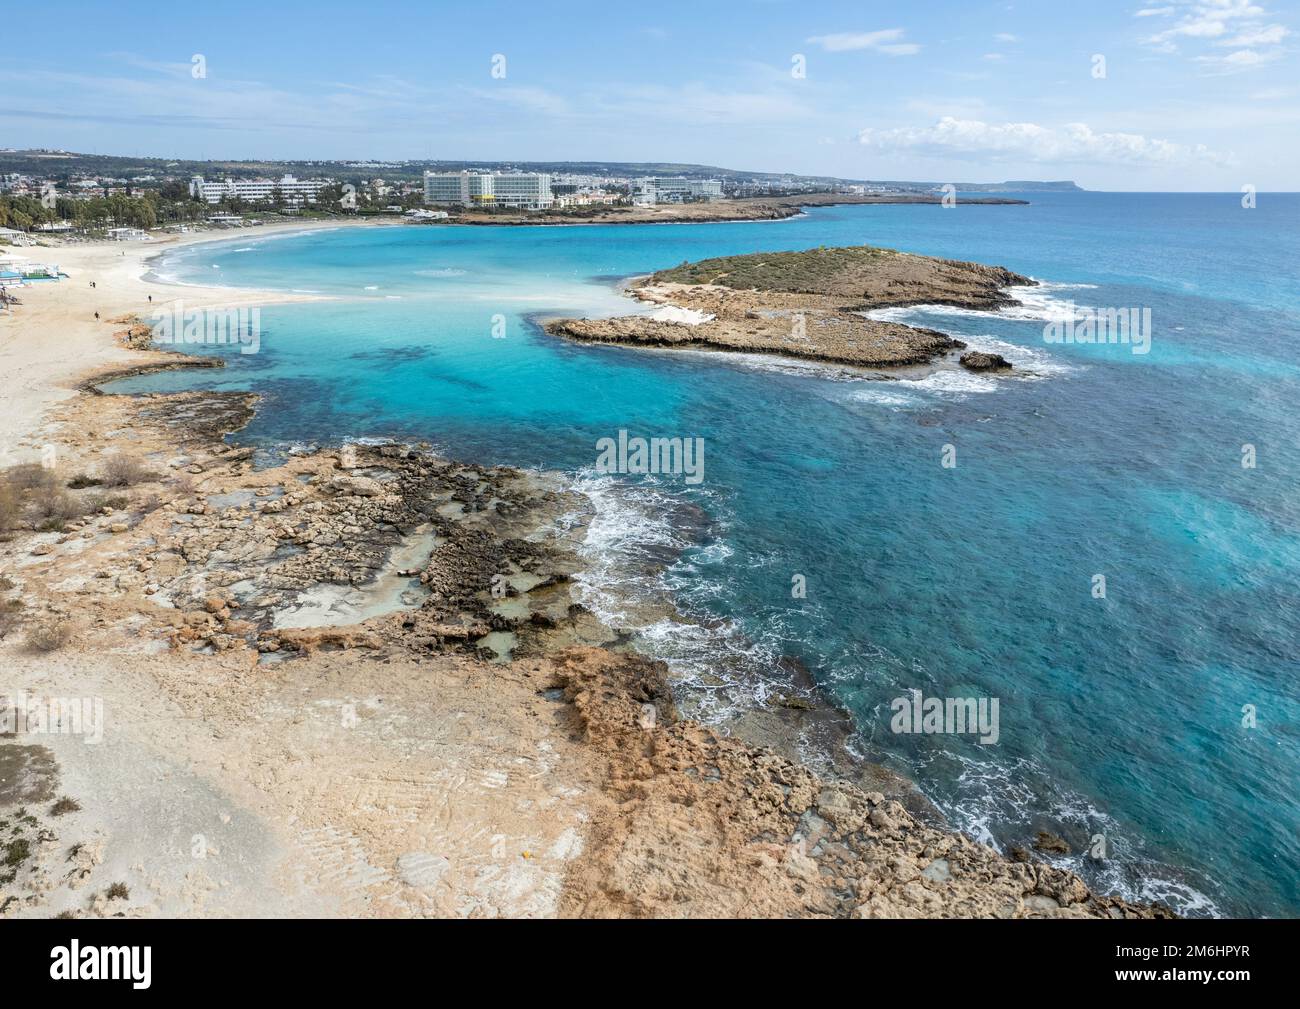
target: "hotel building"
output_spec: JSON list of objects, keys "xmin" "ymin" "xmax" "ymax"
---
[
  {"xmin": 189, "ymin": 174, "xmax": 327, "ymax": 206},
  {"xmin": 423, "ymin": 171, "xmax": 553, "ymax": 210},
  {"xmin": 631, "ymin": 177, "xmax": 723, "ymax": 205}
]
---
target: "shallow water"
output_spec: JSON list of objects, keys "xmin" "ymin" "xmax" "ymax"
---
[{"xmin": 113, "ymin": 193, "xmax": 1300, "ymax": 917}]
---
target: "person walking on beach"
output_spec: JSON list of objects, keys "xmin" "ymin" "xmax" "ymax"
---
[{"xmin": 94, "ymin": 312, "xmax": 99, "ymax": 321}]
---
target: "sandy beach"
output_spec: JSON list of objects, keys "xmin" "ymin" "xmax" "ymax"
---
[
  {"xmin": 0, "ymin": 226, "xmax": 1169, "ymax": 919},
  {"xmin": 0, "ymin": 219, "xmax": 395, "ymax": 460}
]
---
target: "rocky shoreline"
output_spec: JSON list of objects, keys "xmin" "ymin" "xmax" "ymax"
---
[
  {"xmin": 545, "ymin": 244, "xmax": 1034, "ymax": 372},
  {"xmin": 0, "ymin": 225, "xmax": 1170, "ymax": 918},
  {"xmin": 450, "ymin": 192, "xmax": 1028, "ymax": 227},
  {"xmin": 0, "ymin": 348, "xmax": 1172, "ymax": 917}
]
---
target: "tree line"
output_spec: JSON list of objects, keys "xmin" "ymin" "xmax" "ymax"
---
[{"xmin": 0, "ymin": 187, "xmax": 211, "ymax": 232}]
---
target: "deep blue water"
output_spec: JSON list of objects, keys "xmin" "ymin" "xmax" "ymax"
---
[{"xmin": 116, "ymin": 193, "xmax": 1300, "ymax": 917}]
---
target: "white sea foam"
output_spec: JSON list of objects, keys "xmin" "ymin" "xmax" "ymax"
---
[
  {"xmin": 865, "ymin": 281, "xmax": 1094, "ymax": 326},
  {"xmin": 846, "ymin": 386, "xmax": 918, "ymax": 408},
  {"xmin": 412, "ymin": 267, "xmax": 468, "ymax": 278},
  {"xmin": 928, "ymin": 748, "xmax": 1224, "ymax": 918},
  {"xmin": 566, "ymin": 471, "xmax": 691, "ymax": 627},
  {"xmin": 957, "ymin": 333, "xmax": 1076, "ymax": 377},
  {"xmin": 908, "ymin": 368, "xmax": 999, "ymax": 394},
  {"xmin": 565, "ymin": 471, "xmax": 776, "ymax": 723},
  {"xmin": 1004, "ymin": 286, "xmax": 1081, "ymax": 323},
  {"xmin": 663, "ymin": 346, "xmax": 868, "ymax": 382}
]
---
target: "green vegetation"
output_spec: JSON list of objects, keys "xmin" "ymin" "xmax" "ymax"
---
[
  {"xmin": 2, "ymin": 836, "xmax": 32, "ymax": 885},
  {"xmin": 652, "ymin": 245, "xmax": 898, "ymax": 293},
  {"xmin": 0, "ymin": 192, "xmax": 192, "ymax": 232}
]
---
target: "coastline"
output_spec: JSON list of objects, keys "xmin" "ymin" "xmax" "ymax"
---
[
  {"xmin": 0, "ymin": 227, "xmax": 1170, "ymax": 919},
  {"xmin": 0, "ymin": 218, "xmax": 399, "ymax": 459},
  {"xmin": 450, "ymin": 192, "xmax": 1029, "ymax": 227}
]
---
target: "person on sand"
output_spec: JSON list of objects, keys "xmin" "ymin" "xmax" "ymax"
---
[{"xmin": 94, "ymin": 312, "xmax": 99, "ymax": 321}]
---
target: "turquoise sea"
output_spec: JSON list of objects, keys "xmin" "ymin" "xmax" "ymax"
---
[{"xmin": 114, "ymin": 193, "xmax": 1300, "ymax": 918}]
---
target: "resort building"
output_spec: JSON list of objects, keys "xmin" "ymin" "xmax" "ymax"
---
[
  {"xmin": 423, "ymin": 171, "xmax": 553, "ymax": 210},
  {"xmin": 631, "ymin": 177, "xmax": 723, "ymax": 205},
  {"xmin": 554, "ymin": 191, "xmax": 620, "ymax": 208},
  {"xmin": 189, "ymin": 174, "xmax": 327, "ymax": 206}
]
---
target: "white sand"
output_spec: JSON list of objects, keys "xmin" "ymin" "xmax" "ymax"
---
[
  {"xmin": 648, "ymin": 305, "xmax": 715, "ymax": 325},
  {"xmin": 0, "ymin": 219, "xmax": 393, "ymax": 462}
]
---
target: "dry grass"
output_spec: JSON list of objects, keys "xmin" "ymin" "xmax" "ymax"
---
[
  {"xmin": 1, "ymin": 460, "xmax": 136, "ymax": 532},
  {"xmin": 101, "ymin": 453, "xmax": 152, "ymax": 488},
  {"xmin": 0, "ymin": 481, "xmax": 19, "ymax": 533},
  {"xmin": 25, "ymin": 486, "xmax": 83, "ymax": 531},
  {"xmin": 50, "ymin": 796, "xmax": 81, "ymax": 816},
  {"xmin": 4, "ymin": 463, "xmax": 57, "ymax": 492},
  {"xmin": 0, "ymin": 598, "xmax": 24, "ymax": 641},
  {"xmin": 83, "ymin": 492, "xmax": 129, "ymax": 514},
  {"xmin": 2, "ymin": 464, "xmax": 80, "ymax": 532},
  {"xmin": 25, "ymin": 618, "xmax": 75, "ymax": 653}
]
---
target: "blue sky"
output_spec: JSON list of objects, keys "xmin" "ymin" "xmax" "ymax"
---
[{"xmin": 3, "ymin": 0, "xmax": 1295, "ymax": 189}]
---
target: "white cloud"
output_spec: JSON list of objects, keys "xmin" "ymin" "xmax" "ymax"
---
[
  {"xmin": 805, "ymin": 29, "xmax": 921, "ymax": 56},
  {"xmin": 463, "ymin": 85, "xmax": 573, "ymax": 117},
  {"xmin": 1218, "ymin": 23, "xmax": 1289, "ymax": 45},
  {"xmin": 857, "ymin": 116, "xmax": 1231, "ymax": 167},
  {"xmin": 994, "ymin": 33, "xmax": 1020, "ymax": 42},
  {"xmin": 1138, "ymin": 1, "xmax": 1289, "ymax": 72},
  {"xmin": 1198, "ymin": 47, "xmax": 1283, "ymax": 69}
]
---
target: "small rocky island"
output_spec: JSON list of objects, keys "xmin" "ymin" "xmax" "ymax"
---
[{"xmin": 545, "ymin": 244, "xmax": 1034, "ymax": 371}]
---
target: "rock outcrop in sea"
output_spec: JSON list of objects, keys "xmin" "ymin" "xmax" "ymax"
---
[{"xmin": 545, "ymin": 244, "xmax": 1033, "ymax": 371}]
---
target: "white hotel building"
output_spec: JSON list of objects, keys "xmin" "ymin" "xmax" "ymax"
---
[
  {"xmin": 189, "ymin": 174, "xmax": 327, "ymax": 206},
  {"xmin": 423, "ymin": 171, "xmax": 553, "ymax": 210},
  {"xmin": 632, "ymin": 177, "xmax": 723, "ymax": 205}
]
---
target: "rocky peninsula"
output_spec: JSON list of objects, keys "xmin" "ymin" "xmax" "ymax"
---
[
  {"xmin": 545, "ymin": 244, "xmax": 1034, "ymax": 371},
  {"xmin": 454, "ymin": 191, "xmax": 1029, "ymax": 227}
]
